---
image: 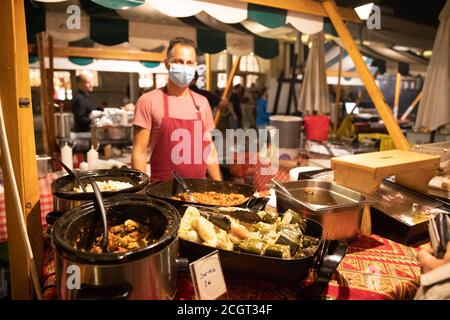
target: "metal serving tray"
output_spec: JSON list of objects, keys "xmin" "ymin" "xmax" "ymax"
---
[
  {"xmin": 275, "ymin": 180, "xmax": 369, "ymax": 213},
  {"xmin": 275, "ymin": 180, "xmax": 369, "ymax": 240}
]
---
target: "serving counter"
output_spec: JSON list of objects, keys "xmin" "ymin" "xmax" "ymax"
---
[{"xmin": 1, "ymin": 171, "xmax": 424, "ymax": 301}]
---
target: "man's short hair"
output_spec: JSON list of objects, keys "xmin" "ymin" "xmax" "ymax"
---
[
  {"xmin": 167, "ymin": 37, "xmax": 197, "ymax": 59},
  {"xmin": 75, "ymin": 75, "xmax": 83, "ymax": 84},
  {"xmin": 76, "ymin": 74, "xmax": 89, "ymax": 84}
]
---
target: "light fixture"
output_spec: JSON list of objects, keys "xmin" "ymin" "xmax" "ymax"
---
[
  {"xmin": 301, "ymin": 34, "xmax": 309, "ymax": 44},
  {"xmin": 354, "ymin": 2, "xmax": 374, "ymax": 20},
  {"xmin": 423, "ymin": 50, "xmax": 432, "ymax": 58},
  {"xmin": 393, "ymin": 45, "xmax": 411, "ymax": 52}
]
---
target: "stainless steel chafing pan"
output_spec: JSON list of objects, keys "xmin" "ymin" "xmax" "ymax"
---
[{"xmin": 275, "ymin": 180, "xmax": 372, "ymax": 241}]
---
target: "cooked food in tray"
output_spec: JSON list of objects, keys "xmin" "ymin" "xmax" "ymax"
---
[
  {"xmin": 179, "ymin": 206, "xmax": 319, "ymax": 259},
  {"xmin": 78, "ymin": 219, "xmax": 154, "ymax": 253},
  {"xmin": 172, "ymin": 191, "xmax": 248, "ymax": 206},
  {"xmin": 73, "ymin": 180, "xmax": 134, "ymax": 193}
]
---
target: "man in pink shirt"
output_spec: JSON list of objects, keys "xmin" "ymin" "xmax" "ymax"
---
[{"xmin": 132, "ymin": 37, "xmax": 222, "ymax": 182}]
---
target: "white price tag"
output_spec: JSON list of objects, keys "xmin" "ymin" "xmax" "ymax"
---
[{"xmin": 189, "ymin": 251, "xmax": 227, "ymax": 300}]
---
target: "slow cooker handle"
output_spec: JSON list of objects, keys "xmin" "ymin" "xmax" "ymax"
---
[
  {"xmin": 176, "ymin": 257, "xmax": 190, "ymax": 274},
  {"xmin": 74, "ymin": 283, "xmax": 133, "ymax": 300},
  {"xmin": 45, "ymin": 210, "xmax": 65, "ymax": 225},
  {"xmin": 294, "ymin": 240, "xmax": 347, "ymax": 299}
]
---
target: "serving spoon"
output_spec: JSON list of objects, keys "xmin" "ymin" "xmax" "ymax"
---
[
  {"xmin": 172, "ymin": 170, "xmax": 197, "ymax": 203},
  {"xmin": 89, "ymin": 178, "xmax": 109, "ymax": 252},
  {"xmin": 52, "ymin": 157, "xmax": 86, "ymax": 192},
  {"xmin": 271, "ymin": 178, "xmax": 294, "ymax": 198}
]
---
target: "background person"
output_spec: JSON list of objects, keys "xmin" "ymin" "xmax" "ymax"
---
[
  {"xmin": 415, "ymin": 242, "xmax": 450, "ymax": 300},
  {"xmin": 256, "ymin": 87, "xmax": 270, "ymax": 130},
  {"xmin": 72, "ymin": 73, "xmax": 96, "ymax": 132}
]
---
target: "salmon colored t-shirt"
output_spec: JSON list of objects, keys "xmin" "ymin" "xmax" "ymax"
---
[{"xmin": 132, "ymin": 88, "xmax": 215, "ymax": 156}]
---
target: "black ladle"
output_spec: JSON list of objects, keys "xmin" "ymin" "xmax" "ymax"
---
[
  {"xmin": 89, "ymin": 178, "xmax": 108, "ymax": 252},
  {"xmin": 172, "ymin": 171, "xmax": 196, "ymax": 203},
  {"xmin": 52, "ymin": 157, "xmax": 86, "ymax": 192}
]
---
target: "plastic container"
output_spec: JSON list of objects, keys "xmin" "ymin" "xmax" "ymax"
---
[
  {"xmin": 358, "ymin": 133, "xmax": 395, "ymax": 151},
  {"xmin": 87, "ymin": 145, "xmax": 98, "ymax": 170},
  {"xmin": 269, "ymin": 115, "xmax": 303, "ymax": 148},
  {"xmin": 304, "ymin": 115, "xmax": 330, "ymax": 142},
  {"xmin": 36, "ymin": 155, "xmax": 51, "ymax": 179},
  {"xmin": 60, "ymin": 143, "xmax": 73, "ymax": 173}
]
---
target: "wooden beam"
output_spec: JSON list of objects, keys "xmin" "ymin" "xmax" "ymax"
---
[
  {"xmin": 234, "ymin": 0, "xmax": 361, "ymax": 23},
  {"xmin": 333, "ymin": 47, "xmax": 344, "ymax": 134},
  {"xmin": 47, "ymin": 35, "xmax": 56, "ymax": 157},
  {"xmin": 400, "ymin": 90, "xmax": 423, "ymax": 121},
  {"xmin": 326, "ymin": 69, "xmax": 361, "ymax": 78},
  {"xmin": 393, "ymin": 72, "xmax": 401, "ymax": 118},
  {"xmin": 354, "ymin": 69, "xmax": 380, "ymax": 107},
  {"xmin": 205, "ymin": 53, "xmax": 211, "ymax": 91},
  {"xmin": 0, "ymin": 0, "xmax": 44, "ymax": 299},
  {"xmin": 51, "ymin": 46, "xmax": 165, "ymax": 62},
  {"xmin": 323, "ymin": 0, "xmax": 410, "ymax": 151},
  {"xmin": 214, "ymin": 57, "xmax": 241, "ymax": 126},
  {"xmin": 37, "ymin": 33, "xmax": 50, "ymax": 156}
]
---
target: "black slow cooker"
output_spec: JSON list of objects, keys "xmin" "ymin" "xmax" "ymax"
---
[
  {"xmin": 49, "ymin": 168, "xmax": 149, "ymax": 220},
  {"xmin": 51, "ymin": 194, "xmax": 181, "ymax": 300}
]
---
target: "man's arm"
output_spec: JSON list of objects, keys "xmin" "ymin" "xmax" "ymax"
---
[
  {"xmin": 131, "ymin": 125, "xmax": 150, "ymax": 173},
  {"xmin": 218, "ymin": 98, "xmax": 238, "ymax": 120}
]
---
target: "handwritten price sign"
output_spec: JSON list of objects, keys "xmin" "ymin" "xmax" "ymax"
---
[{"xmin": 189, "ymin": 251, "xmax": 227, "ymax": 300}]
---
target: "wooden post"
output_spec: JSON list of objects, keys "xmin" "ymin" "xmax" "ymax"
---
[
  {"xmin": 393, "ymin": 72, "xmax": 401, "ymax": 118},
  {"xmin": 205, "ymin": 53, "xmax": 211, "ymax": 91},
  {"xmin": 322, "ymin": 0, "xmax": 410, "ymax": 151},
  {"xmin": 400, "ymin": 90, "xmax": 423, "ymax": 121},
  {"xmin": 37, "ymin": 32, "xmax": 50, "ymax": 155},
  {"xmin": 353, "ymin": 69, "xmax": 380, "ymax": 107},
  {"xmin": 214, "ymin": 57, "xmax": 241, "ymax": 126},
  {"xmin": 47, "ymin": 35, "xmax": 56, "ymax": 157},
  {"xmin": 333, "ymin": 47, "xmax": 344, "ymax": 134},
  {"xmin": 0, "ymin": 0, "xmax": 44, "ymax": 299}
]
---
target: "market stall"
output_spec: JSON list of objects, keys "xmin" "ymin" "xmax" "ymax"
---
[{"xmin": 1, "ymin": 0, "xmax": 449, "ymax": 302}]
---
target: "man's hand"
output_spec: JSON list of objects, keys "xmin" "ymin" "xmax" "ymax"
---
[{"xmin": 418, "ymin": 242, "xmax": 450, "ymax": 274}]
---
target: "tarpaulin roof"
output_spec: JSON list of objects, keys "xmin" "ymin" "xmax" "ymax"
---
[{"xmin": 29, "ymin": 0, "xmax": 325, "ymax": 61}]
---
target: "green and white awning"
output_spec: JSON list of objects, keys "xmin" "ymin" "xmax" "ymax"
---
[{"xmin": 30, "ymin": 0, "xmax": 324, "ymax": 60}]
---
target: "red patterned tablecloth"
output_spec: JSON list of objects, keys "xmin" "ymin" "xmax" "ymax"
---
[
  {"xmin": 174, "ymin": 234, "xmax": 422, "ymax": 300},
  {"xmin": 40, "ymin": 233, "xmax": 422, "ymax": 300},
  {"xmin": 0, "ymin": 173, "xmax": 57, "ymax": 243}
]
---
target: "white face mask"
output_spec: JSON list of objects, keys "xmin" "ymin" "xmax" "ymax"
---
[{"xmin": 168, "ymin": 63, "xmax": 196, "ymax": 88}]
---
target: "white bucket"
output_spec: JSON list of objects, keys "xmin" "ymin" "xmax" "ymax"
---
[{"xmin": 269, "ymin": 115, "xmax": 303, "ymax": 149}]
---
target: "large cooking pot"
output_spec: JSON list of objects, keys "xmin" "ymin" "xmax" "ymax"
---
[
  {"xmin": 52, "ymin": 194, "xmax": 181, "ymax": 300},
  {"xmin": 146, "ymin": 178, "xmax": 256, "ymax": 214},
  {"xmin": 50, "ymin": 168, "xmax": 149, "ymax": 214}
]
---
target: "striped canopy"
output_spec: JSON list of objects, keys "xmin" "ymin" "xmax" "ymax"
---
[{"xmin": 30, "ymin": 0, "xmax": 324, "ymax": 62}]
